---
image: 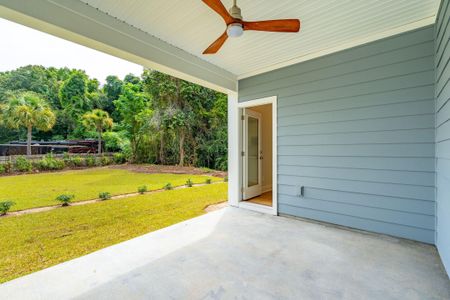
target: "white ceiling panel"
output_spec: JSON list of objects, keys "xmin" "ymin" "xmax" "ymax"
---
[{"xmin": 79, "ymin": 0, "xmax": 440, "ymax": 78}]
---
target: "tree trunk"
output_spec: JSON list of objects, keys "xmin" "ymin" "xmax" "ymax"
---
[
  {"xmin": 159, "ymin": 133, "xmax": 165, "ymax": 164},
  {"xmin": 27, "ymin": 126, "xmax": 32, "ymax": 157},
  {"xmin": 98, "ymin": 131, "xmax": 102, "ymax": 154},
  {"xmin": 179, "ymin": 130, "xmax": 185, "ymax": 166}
]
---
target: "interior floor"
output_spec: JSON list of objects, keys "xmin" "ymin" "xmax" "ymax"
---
[{"xmin": 246, "ymin": 191, "xmax": 272, "ymax": 206}]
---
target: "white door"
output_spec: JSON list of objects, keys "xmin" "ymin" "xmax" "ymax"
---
[{"xmin": 243, "ymin": 109, "xmax": 262, "ymax": 200}]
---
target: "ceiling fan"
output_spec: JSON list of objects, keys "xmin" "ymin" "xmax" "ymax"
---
[{"xmin": 202, "ymin": 0, "xmax": 301, "ymax": 54}]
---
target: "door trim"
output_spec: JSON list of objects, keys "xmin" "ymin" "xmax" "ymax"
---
[
  {"xmin": 243, "ymin": 109, "xmax": 262, "ymax": 200},
  {"xmin": 237, "ymin": 96, "xmax": 277, "ymax": 215}
]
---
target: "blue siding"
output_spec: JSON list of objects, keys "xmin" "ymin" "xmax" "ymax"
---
[
  {"xmin": 435, "ymin": 0, "xmax": 450, "ymax": 275},
  {"xmin": 238, "ymin": 26, "xmax": 436, "ymax": 243}
]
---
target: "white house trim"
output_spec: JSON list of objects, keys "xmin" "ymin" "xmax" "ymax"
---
[
  {"xmin": 231, "ymin": 96, "xmax": 278, "ymax": 216},
  {"xmin": 0, "ymin": 0, "xmax": 237, "ymax": 93},
  {"xmin": 227, "ymin": 91, "xmax": 240, "ymax": 208}
]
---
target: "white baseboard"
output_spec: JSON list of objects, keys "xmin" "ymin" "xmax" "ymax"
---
[{"xmin": 262, "ymin": 184, "xmax": 272, "ymax": 193}]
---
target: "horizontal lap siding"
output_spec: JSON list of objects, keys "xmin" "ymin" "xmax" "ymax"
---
[
  {"xmin": 239, "ymin": 26, "xmax": 436, "ymax": 243},
  {"xmin": 435, "ymin": 0, "xmax": 450, "ymax": 274}
]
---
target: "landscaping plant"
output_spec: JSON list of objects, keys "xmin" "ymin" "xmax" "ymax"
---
[
  {"xmin": 138, "ymin": 186, "xmax": 148, "ymax": 194},
  {"xmin": 86, "ymin": 156, "xmax": 96, "ymax": 167},
  {"xmin": 55, "ymin": 194, "xmax": 74, "ymax": 206},
  {"xmin": 185, "ymin": 178, "xmax": 193, "ymax": 187},
  {"xmin": 14, "ymin": 156, "xmax": 32, "ymax": 172},
  {"xmin": 113, "ymin": 153, "xmax": 127, "ymax": 164},
  {"xmin": 0, "ymin": 201, "xmax": 15, "ymax": 215},
  {"xmin": 99, "ymin": 192, "xmax": 112, "ymax": 200},
  {"xmin": 164, "ymin": 183, "xmax": 173, "ymax": 190},
  {"xmin": 205, "ymin": 178, "xmax": 212, "ymax": 184},
  {"xmin": 224, "ymin": 176, "xmax": 228, "ymax": 182}
]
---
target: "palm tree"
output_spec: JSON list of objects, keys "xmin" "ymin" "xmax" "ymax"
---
[
  {"xmin": 82, "ymin": 109, "xmax": 113, "ymax": 154},
  {"xmin": 1, "ymin": 92, "xmax": 56, "ymax": 156}
]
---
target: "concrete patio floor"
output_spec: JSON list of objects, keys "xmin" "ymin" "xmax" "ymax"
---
[{"xmin": 1, "ymin": 207, "xmax": 449, "ymax": 299}]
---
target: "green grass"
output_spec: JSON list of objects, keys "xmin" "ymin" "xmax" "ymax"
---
[
  {"xmin": 0, "ymin": 183, "xmax": 227, "ymax": 283},
  {"xmin": 0, "ymin": 167, "xmax": 221, "ymax": 211}
]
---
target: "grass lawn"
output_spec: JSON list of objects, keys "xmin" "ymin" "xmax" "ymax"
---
[
  {"xmin": 0, "ymin": 167, "xmax": 221, "ymax": 211},
  {"xmin": 0, "ymin": 183, "xmax": 227, "ymax": 283}
]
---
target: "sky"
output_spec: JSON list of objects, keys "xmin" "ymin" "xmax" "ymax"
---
[{"xmin": 0, "ymin": 18, "xmax": 143, "ymax": 83}]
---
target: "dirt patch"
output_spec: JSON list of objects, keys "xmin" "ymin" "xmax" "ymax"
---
[
  {"xmin": 204, "ymin": 201, "xmax": 228, "ymax": 213},
  {"xmin": 112, "ymin": 164, "xmax": 227, "ymax": 178}
]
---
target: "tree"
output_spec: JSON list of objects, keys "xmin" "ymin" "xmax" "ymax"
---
[
  {"xmin": 0, "ymin": 92, "xmax": 56, "ymax": 156},
  {"xmin": 82, "ymin": 109, "xmax": 113, "ymax": 154},
  {"xmin": 114, "ymin": 83, "xmax": 151, "ymax": 161}
]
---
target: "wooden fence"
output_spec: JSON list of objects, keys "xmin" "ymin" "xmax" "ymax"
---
[{"xmin": 0, "ymin": 153, "xmax": 115, "ymax": 163}]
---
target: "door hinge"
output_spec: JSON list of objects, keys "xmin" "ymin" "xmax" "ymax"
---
[
  {"xmin": 241, "ymin": 115, "xmax": 245, "ymax": 120},
  {"xmin": 241, "ymin": 187, "xmax": 244, "ymax": 193},
  {"xmin": 241, "ymin": 151, "xmax": 245, "ymax": 156}
]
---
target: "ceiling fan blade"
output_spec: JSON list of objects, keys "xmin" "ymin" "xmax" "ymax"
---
[
  {"xmin": 203, "ymin": 31, "xmax": 228, "ymax": 54},
  {"xmin": 202, "ymin": 0, "xmax": 234, "ymax": 24},
  {"xmin": 243, "ymin": 19, "xmax": 300, "ymax": 32}
]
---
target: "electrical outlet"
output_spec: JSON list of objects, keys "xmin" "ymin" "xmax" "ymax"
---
[{"xmin": 298, "ymin": 186, "xmax": 304, "ymax": 197}]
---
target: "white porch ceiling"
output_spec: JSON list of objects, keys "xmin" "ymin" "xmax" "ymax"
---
[{"xmin": 79, "ymin": 0, "xmax": 440, "ymax": 79}]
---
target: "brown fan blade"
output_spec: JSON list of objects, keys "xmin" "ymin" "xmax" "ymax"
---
[
  {"xmin": 202, "ymin": 0, "xmax": 234, "ymax": 24},
  {"xmin": 243, "ymin": 19, "xmax": 300, "ymax": 32},
  {"xmin": 203, "ymin": 31, "xmax": 228, "ymax": 54}
]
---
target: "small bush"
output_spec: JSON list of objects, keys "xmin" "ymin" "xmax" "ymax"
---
[
  {"xmin": 138, "ymin": 185, "xmax": 148, "ymax": 194},
  {"xmin": 100, "ymin": 156, "xmax": 111, "ymax": 166},
  {"xmin": 99, "ymin": 192, "xmax": 112, "ymax": 200},
  {"xmin": 35, "ymin": 154, "xmax": 65, "ymax": 171},
  {"xmin": 0, "ymin": 164, "xmax": 6, "ymax": 174},
  {"xmin": 113, "ymin": 153, "xmax": 127, "ymax": 164},
  {"xmin": 0, "ymin": 201, "xmax": 15, "ymax": 215},
  {"xmin": 85, "ymin": 155, "xmax": 96, "ymax": 167},
  {"xmin": 185, "ymin": 179, "xmax": 193, "ymax": 187},
  {"xmin": 223, "ymin": 176, "xmax": 228, "ymax": 182},
  {"xmin": 205, "ymin": 178, "xmax": 212, "ymax": 184},
  {"xmin": 2, "ymin": 162, "xmax": 12, "ymax": 173},
  {"xmin": 55, "ymin": 194, "xmax": 74, "ymax": 206},
  {"xmin": 71, "ymin": 156, "xmax": 84, "ymax": 167},
  {"xmin": 164, "ymin": 183, "xmax": 173, "ymax": 190},
  {"xmin": 14, "ymin": 156, "xmax": 32, "ymax": 172}
]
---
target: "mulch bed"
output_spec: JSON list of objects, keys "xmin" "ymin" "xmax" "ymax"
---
[{"xmin": 112, "ymin": 164, "xmax": 228, "ymax": 178}]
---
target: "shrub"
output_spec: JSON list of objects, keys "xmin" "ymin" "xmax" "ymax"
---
[
  {"xmin": 100, "ymin": 156, "xmax": 111, "ymax": 166},
  {"xmin": 99, "ymin": 192, "xmax": 112, "ymax": 200},
  {"xmin": 14, "ymin": 156, "xmax": 32, "ymax": 172},
  {"xmin": 113, "ymin": 153, "xmax": 127, "ymax": 164},
  {"xmin": 86, "ymin": 155, "xmax": 96, "ymax": 167},
  {"xmin": 223, "ymin": 176, "xmax": 228, "ymax": 182},
  {"xmin": 185, "ymin": 179, "xmax": 193, "ymax": 187},
  {"xmin": 72, "ymin": 156, "xmax": 84, "ymax": 167},
  {"xmin": 35, "ymin": 154, "xmax": 65, "ymax": 171},
  {"xmin": 205, "ymin": 178, "xmax": 212, "ymax": 184},
  {"xmin": 163, "ymin": 183, "xmax": 173, "ymax": 190},
  {"xmin": 2, "ymin": 162, "xmax": 12, "ymax": 173},
  {"xmin": 138, "ymin": 185, "xmax": 148, "ymax": 194},
  {"xmin": 0, "ymin": 201, "xmax": 15, "ymax": 215},
  {"xmin": 0, "ymin": 164, "xmax": 5, "ymax": 174},
  {"xmin": 55, "ymin": 194, "xmax": 74, "ymax": 206}
]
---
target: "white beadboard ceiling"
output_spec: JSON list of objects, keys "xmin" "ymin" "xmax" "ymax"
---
[{"xmin": 79, "ymin": 0, "xmax": 440, "ymax": 79}]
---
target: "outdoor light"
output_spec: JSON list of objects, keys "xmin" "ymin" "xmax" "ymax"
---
[{"xmin": 227, "ymin": 23, "xmax": 243, "ymax": 37}]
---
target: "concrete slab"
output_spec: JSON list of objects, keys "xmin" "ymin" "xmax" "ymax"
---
[{"xmin": 1, "ymin": 207, "xmax": 449, "ymax": 299}]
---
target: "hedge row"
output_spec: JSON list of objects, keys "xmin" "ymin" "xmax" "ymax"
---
[{"xmin": 0, "ymin": 153, "xmax": 127, "ymax": 174}]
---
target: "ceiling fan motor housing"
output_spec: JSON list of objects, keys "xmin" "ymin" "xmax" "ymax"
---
[{"xmin": 229, "ymin": 4, "xmax": 242, "ymax": 20}]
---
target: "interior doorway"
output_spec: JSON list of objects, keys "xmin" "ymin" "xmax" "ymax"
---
[{"xmin": 242, "ymin": 103, "xmax": 273, "ymax": 208}]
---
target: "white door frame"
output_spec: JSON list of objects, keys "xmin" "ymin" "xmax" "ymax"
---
[
  {"xmin": 236, "ymin": 96, "xmax": 278, "ymax": 215},
  {"xmin": 243, "ymin": 109, "xmax": 262, "ymax": 200}
]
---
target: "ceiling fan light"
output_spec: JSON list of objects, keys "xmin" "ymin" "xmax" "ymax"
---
[{"xmin": 227, "ymin": 23, "xmax": 243, "ymax": 37}]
